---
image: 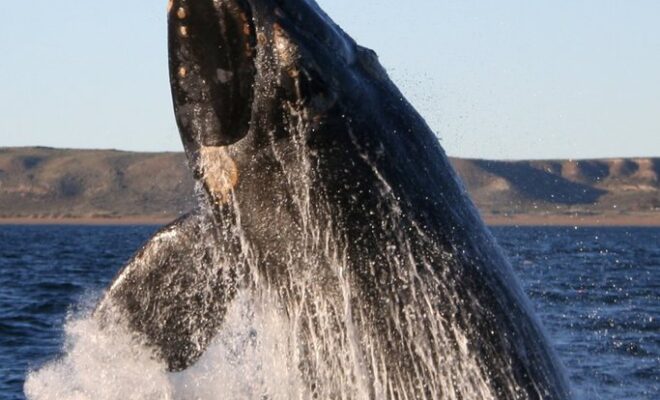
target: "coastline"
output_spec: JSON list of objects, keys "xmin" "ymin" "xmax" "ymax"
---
[
  {"xmin": 1, "ymin": 213, "xmax": 658, "ymax": 227},
  {"xmin": 482, "ymin": 212, "xmax": 660, "ymax": 227},
  {"xmin": 0, "ymin": 216, "xmax": 175, "ymax": 226}
]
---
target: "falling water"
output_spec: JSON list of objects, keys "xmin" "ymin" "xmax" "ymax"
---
[{"xmin": 25, "ymin": 119, "xmax": 538, "ymax": 400}]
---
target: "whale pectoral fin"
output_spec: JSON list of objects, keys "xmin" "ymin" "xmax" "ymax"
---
[{"xmin": 95, "ymin": 211, "xmax": 235, "ymax": 371}]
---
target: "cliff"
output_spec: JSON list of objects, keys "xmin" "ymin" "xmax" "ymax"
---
[{"xmin": 1, "ymin": 147, "xmax": 658, "ymax": 224}]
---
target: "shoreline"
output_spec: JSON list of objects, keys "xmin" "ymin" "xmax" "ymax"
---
[
  {"xmin": 482, "ymin": 213, "xmax": 660, "ymax": 227},
  {"xmin": 0, "ymin": 216, "xmax": 176, "ymax": 226},
  {"xmin": 0, "ymin": 213, "xmax": 658, "ymax": 227}
]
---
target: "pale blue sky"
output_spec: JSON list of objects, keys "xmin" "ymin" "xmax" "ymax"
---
[{"xmin": 1, "ymin": 0, "xmax": 658, "ymax": 159}]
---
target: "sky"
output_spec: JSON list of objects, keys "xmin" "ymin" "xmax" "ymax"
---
[{"xmin": 1, "ymin": 0, "xmax": 658, "ymax": 160}]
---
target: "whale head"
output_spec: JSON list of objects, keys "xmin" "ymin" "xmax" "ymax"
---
[{"xmin": 167, "ymin": 0, "xmax": 379, "ymax": 202}]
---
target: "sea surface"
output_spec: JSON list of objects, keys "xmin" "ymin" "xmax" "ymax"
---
[{"xmin": 0, "ymin": 225, "xmax": 657, "ymax": 399}]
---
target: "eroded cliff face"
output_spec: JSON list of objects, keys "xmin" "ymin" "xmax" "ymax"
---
[
  {"xmin": 0, "ymin": 147, "xmax": 195, "ymax": 218},
  {"xmin": 0, "ymin": 147, "xmax": 657, "ymax": 219},
  {"xmin": 453, "ymin": 157, "xmax": 659, "ymax": 215}
]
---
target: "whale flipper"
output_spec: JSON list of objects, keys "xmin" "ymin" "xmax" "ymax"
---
[{"xmin": 95, "ymin": 211, "xmax": 237, "ymax": 371}]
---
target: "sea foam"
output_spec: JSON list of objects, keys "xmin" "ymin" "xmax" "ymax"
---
[{"xmin": 25, "ymin": 291, "xmax": 306, "ymax": 400}]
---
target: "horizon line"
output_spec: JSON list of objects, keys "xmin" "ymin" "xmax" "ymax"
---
[{"xmin": 1, "ymin": 146, "xmax": 658, "ymax": 162}]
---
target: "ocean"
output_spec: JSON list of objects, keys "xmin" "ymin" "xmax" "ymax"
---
[{"xmin": 0, "ymin": 225, "xmax": 657, "ymax": 399}]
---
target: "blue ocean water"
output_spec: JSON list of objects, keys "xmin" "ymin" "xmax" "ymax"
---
[{"xmin": 0, "ymin": 225, "xmax": 657, "ymax": 399}]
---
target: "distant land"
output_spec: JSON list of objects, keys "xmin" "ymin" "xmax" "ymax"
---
[{"xmin": 0, "ymin": 147, "xmax": 658, "ymax": 226}]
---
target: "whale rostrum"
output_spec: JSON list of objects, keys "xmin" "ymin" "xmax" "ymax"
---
[{"xmin": 95, "ymin": 1, "xmax": 573, "ymax": 398}]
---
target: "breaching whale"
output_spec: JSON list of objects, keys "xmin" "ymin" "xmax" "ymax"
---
[{"xmin": 95, "ymin": 0, "xmax": 572, "ymax": 398}]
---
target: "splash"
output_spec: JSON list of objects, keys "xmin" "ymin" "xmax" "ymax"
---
[
  {"xmin": 25, "ymin": 121, "xmax": 557, "ymax": 399},
  {"xmin": 25, "ymin": 292, "xmax": 304, "ymax": 400},
  {"xmin": 24, "ymin": 165, "xmax": 501, "ymax": 400},
  {"xmin": 24, "ymin": 313, "xmax": 173, "ymax": 400}
]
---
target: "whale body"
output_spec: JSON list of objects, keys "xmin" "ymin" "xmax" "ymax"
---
[{"xmin": 96, "ymin": 1, "xmax": 572, "ymax": 398}]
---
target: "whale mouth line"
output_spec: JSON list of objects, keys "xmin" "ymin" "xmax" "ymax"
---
[{"xmin": 169, "ymin": 0, "xmax": 257, "ymax": 149}]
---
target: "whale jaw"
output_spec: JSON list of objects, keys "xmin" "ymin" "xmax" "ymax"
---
[{"xmin": 168, "ymin": 0, "xmax": 257, "ymax": 151}]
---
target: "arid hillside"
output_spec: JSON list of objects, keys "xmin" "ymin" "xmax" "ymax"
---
[
  {"xmin": 452, "ymin": 158, "xmax": 659, "ymax": 215},
  {"xmin": 0, "ymin": 147, "xmax": 658, "ymax": 224},
  {"xmin": 0, "ymin": 148, "xmax": 194, "ymax": 219}
]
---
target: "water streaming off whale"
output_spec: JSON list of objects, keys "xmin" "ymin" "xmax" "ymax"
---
[{"xmin": 26, "ymin": 120, "xmax": 551, "ymax": 399}]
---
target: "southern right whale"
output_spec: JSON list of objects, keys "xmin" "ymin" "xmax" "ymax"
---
[{"xmin": 96, "ymin": 0, "xmax": 572, "ymax": 398}]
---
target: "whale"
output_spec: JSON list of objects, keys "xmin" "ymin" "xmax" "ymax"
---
[{"xmin": 95, "ymin": 0, "xmax": 572, "ymax": 398}]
